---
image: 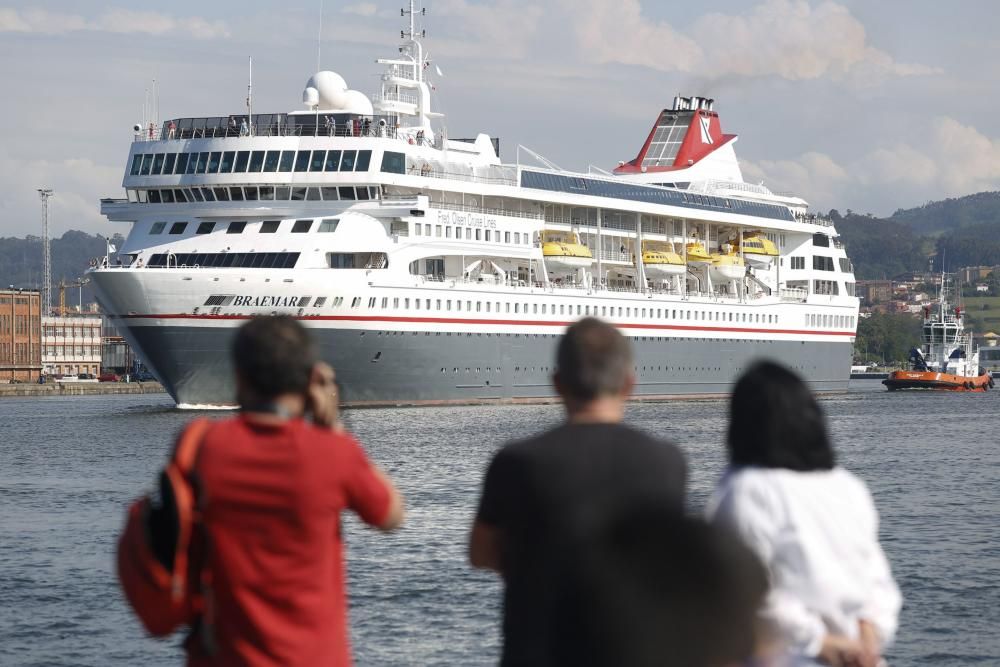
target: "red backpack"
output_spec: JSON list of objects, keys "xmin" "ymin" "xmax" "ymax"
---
[{"xmin": 117, "ymin": 419, "xmax": 215, "ymax": 639}]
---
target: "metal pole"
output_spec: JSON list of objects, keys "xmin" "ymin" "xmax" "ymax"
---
[
  {"xmin": 596, "ymin": 208, "xmax": 602, "ymax": 288},
  {"xmin": 37, "ymin": 189, "xmax": 53, "ymax": 316}
]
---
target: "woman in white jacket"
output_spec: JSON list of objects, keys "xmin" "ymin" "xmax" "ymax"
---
[{"xmin": 708, "ymin": 361, "xmax": 901, "ymax": 667}]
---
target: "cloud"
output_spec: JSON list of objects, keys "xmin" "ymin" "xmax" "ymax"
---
[
  {"xmin": 342, "ymin": 3, "xmax": 379, "ymax": 18},
  {"xmin": 567, "ymin": 0, "xmax": 937, "ymax": 82},
  {"xmin": 744, "ymin": 117, "xmax": 1000, "ymax": 215},
  {"xmin": 0, "ymin": 7, "xmax": 230, "ymax": 39},
  {"xmin": 0, "ymin": 155, "xmax": 119, "ymax": 237}
]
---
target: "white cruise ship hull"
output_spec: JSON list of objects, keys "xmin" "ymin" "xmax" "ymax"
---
[{"xmin": 90, "ymin": 268, "xmax": 855, "ymax": 407}]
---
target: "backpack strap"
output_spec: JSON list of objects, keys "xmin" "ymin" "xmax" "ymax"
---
[{"xmin": 174, "ymin": 419, "xmax": 212, "ymax": 475}]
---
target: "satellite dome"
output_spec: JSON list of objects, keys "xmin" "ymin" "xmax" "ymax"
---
[
  {"xmin": 305, "ymin": 71, "xmax": 348, "ymax": 110},
  {"xmin": 342, "ymin": 90, "xmax": 374, "ymax": 115},
  {"xmin": 302, "ymin": 86, "xmax": 320, "ymax": 108}
]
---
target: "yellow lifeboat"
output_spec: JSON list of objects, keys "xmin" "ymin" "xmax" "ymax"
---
[
  {"xmin": 541, "ymin": 230, "xmax": 594, "ymax": 272},
  {"xmin": 636, "ymin": 241, "xmax": 686, "ymax": 278},
  {"xmin": 731, "ymin": 231, "xmax": 779, "ymax": 269},
  {"xmin": 710, "ymin": 246, "xmax": 746, "ymax": 281},
  {"xmin": 685, "ymin": 241, "xmax": 713, "ymax": 263}
]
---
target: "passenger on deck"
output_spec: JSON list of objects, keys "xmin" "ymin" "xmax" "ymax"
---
[
  {"xmin": 708, "ymin": 361, "xmax": 901, "ymax": 667},
  {"xmin": 469, "ymin": 317, "xmax": 687, "ymax": 666}
]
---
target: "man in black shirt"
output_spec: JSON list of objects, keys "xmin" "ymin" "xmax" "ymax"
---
[{"xmin": 469, "ymin": 318, "xmax": 687, "ymax": 666}]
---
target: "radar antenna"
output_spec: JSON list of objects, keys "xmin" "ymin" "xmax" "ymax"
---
[{"xmin": 401, "ymin": 0, "xmax": 427, "ymax": 42}]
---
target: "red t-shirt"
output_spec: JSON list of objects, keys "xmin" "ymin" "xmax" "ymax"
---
[{"xmin": 185, "ymin": 415, "xmax": 391, "ymax": 667}]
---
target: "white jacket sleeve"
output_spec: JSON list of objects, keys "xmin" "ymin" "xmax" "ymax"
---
[
  {"xmin": 708, "ymin": 475, "xmax": 826, "ymax": 658},
  {"xmin": 856, "ymin": 485, "xmax": 902, "ymax": 648}
]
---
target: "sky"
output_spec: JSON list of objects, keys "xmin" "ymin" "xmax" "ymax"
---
[{"xmin": 2, "ymin": 0, "xmax": 1000, "ymax": 238}]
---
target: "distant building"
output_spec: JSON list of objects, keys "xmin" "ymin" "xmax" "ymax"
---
[
  {"xmin": 959, "ymin": 265, "xmax": 1000, "ymax": 285},
  {"xmin": 41, "ymin": 315, "xmax": 102, "ymax": 376},
  {"xmin": 0, "ymin": 288, "xmax": 42, "ymax": 382},
  {"xmin": 856, "ymin": 280, "xmax": 893, "ymax": 304}
]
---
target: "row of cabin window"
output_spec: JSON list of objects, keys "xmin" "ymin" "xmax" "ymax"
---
[
  {"xmin": 136, "ymin": 185, "xmax": 379, "ymax": 204},
  {"xmin": 130, "ymin": 149, "xmax": 373, "ymax": 177},
  {"xmin": 787, "ymin": 256, "xmax": 853, "ymax": 273},
  {"xmin": 414, "ymin": 223, "xmax": 532, "ymax": 246},
  {"xmin": 339, "ymin": 296, "xmax": 787, "ymax": 324},
  {"xmin": 146, "ymin": 252, "xmax": 299, "ymax": 269},
  {"xmin": 150, "ymin": 218, "xmax": 340, "ymax": 236},
  {"xmin": 808, "ymin": 313, "xmax": 854, "ymax": 329}
]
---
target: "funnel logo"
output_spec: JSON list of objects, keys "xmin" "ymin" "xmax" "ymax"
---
[{"xmin": 699, "ymin": 116, "xmax": 714, "ymax": 144}]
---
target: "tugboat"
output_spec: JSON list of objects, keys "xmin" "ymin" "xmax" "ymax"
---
[{"xmin": 883, "ymin": 274, "xmax": 994, "ymax": 392}]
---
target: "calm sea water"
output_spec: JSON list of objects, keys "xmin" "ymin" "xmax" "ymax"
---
[{"xmin": 1, "ymin": 381, "xmax": 998, "ymax": 666}]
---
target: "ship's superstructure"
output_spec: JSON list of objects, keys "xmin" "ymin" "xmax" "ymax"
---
[{"xmin": 89, "ymin": 2, "xmax": 859, "ymax": 407}]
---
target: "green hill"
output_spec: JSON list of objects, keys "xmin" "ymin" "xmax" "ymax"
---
[
  {"xmin": 888, "ymin": 191, "xmax": 1000, "ymax": 236},
  {"xmin": 0, "ymin": 231, "xmax": 125, "ymax": 307}
]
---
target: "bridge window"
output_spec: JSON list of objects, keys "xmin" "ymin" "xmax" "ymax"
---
[
  {"xmin": 150, "ymin": 221, "xmax": 166, "ymax": 235},
  {"xmin": 169, "ymin": 222, "xmax": 188, "ymax": 235},
  {"xmin": 229, "ymin": 187, "xmax": 244, "ymax": 201},
  {"xmin": 260, "ymin": 220, "xmax": 280, "ymax": 233},
  {"xmin": 292, "ymin": 219, "xmax": 312, "ymax": 233},
  {"xmin": 219, "ymin": 151, "xmax": 234, "ymax": 173},
  {"xmin": 812, "ymin": 233, "xmax": 830, "ymax": 247},
  {"xmin": 263, "ymin": 150, "xmax": 281, "ymax": 172},
  {"xmin": 139, "ymin": 154, "xmax": 153, "ymax": 175},
  {"xmin": 208, "ymin": 152, "xmax": 221, "ymax": 173},
  {"xmin": 318, "ymin": 218, "xmax": 339, "ymax": 233},
  {"xmin": 152, "ymin": 153, "xmax": 165, "ymax": 174},
  {"xmin": 196, "ymin": 222, "xmax": 215, "ymax": 234},
  {"xmin": 227, "ymin": 221, "xmax": 246, "ymax": 234},
  {"xmin": 234, "ymin": 151, "xmax": 249, "ymax": 172},
  {"xmin": 278, "ymin": 151, "xmax": 294, "ymax": 172},
  {"xmin": 310, "ymin": 150, "xmax": 326, "ymax": 171},
  {"xmin": 381, "ymin": 151, "xmax": 405, "ymax": 174},
  {"xmin": 130, "ymin": 154, "xmax": 143, "ymax": 176},
  {"xmin": 341, "ymin": 150, "xmax": 357, "ymax": 171},
  {"xmin": 324, "ymin": 150, "xmax": 342, "ymax": 171},
  {"xmin": 248, "ymin": 150, "xmax": 265, "ymax": 172},
  {"xmin": 295, "ymin": 151, "xmax": 311, "ymax": 172}
]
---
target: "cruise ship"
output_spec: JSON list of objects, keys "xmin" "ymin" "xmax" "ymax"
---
[{"xmin": 90, "ymin": 3, "xmax": 859, "ymax": 407}]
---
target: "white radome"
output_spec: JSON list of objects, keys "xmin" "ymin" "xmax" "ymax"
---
[
  {"xmin": 302, "ymin": 86, "xmax": 320, "ymax": 108},
  {"xmin": 306, "ymin": 71, "xmax": 349, "ymax": 109},
  {"xmin": 342, "ymin": 89, "xmax": 374, "ymax": 116}
]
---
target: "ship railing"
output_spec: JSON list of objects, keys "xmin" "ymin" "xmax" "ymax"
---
[
  {"xmin": 429, "ymin": 200, "xmax": 544, "ymax": 220},
  {"xmin": 779, "ymin": 288, "xmax": 808, "ymax": 302},
  {"xmin": 371, "ymin": 91, "xmax": 419, "ymax": 105},
  {"xmin": 133, "ymin": 116, "xmax": 407, "ymax": 143},
  {"xmin": 407, "ymin": 163, "xmax": 517, "ymax": 186},
  {"xmin": 794, "ymin": 214, "xmax": 835, "ymax": 227}
]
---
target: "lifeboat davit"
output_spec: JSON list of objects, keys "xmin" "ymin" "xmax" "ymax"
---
[
  {"xmin": 637, "ymin": 241, "xmax": 685, "ymax": 278},
  {"xmin": 541, "ymin": 230, "xmax": 593, "ymax": 272}
]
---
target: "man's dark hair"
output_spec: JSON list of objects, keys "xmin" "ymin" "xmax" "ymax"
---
[
  {"xmin": 727, "ymin": 360, "xmax": 835, "ymax": 471},
  {"xmin": 232, "ymin": 316, "xmax": 317, "ymax": 400},
  {"xmin": 551, "ymin": 510, "xmax": 767, "ymax": 667},
  {"xmin": 555, "ymin": 318, "xmax": 632, "ymax": 400}
]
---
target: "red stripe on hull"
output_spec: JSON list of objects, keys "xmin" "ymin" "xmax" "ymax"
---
[{"xmin": 116, "ymin": 312, "xmax": 856, "ymax": 337}]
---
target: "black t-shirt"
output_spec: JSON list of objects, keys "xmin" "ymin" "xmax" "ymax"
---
[{"xmin": 476, "ymin": 422, "xmax": 687, "ymax": 666}]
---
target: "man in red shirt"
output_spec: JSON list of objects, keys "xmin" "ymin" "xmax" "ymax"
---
[{"xmin": 178, "ymin": 316, "xmax": 404, "ymax": 665}]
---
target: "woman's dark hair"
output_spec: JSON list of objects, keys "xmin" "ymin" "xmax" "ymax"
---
[
  {"xmin": 232, "ymin": 315, "xmax": 317, "ymax": 400},
  {"xmin": 727, "ymin": 360, "xmax": 835, "ymax": 471}
]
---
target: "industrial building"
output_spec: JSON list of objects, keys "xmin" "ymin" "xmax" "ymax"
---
[
  {"xmin": 0, "ymin": 288, "xmax": 42, "ymax": 382},
  {"xmin": 42, "ymin": 315, "xmax": 102, "ymax": 376}
]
